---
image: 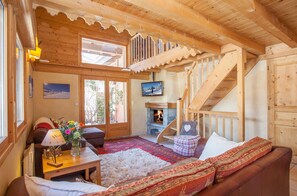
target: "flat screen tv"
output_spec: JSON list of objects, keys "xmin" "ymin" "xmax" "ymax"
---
[{"xmin": 141, "ymin": 81, "xmax": 163, "ymax": 96}]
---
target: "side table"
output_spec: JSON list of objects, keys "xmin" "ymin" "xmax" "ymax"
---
[{"xmin": 42, "ymin": 147, "xmax": 101, "ymax": 185}]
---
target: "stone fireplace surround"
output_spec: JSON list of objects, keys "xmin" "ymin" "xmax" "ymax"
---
[{"xmin": 145, "ymin": 102, "xmax": 176, "ymax": 135}]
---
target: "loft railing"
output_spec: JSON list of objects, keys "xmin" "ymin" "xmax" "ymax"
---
[{"xmin": 130, "ymin": 34, "xmax": 178, "ymax": 65}]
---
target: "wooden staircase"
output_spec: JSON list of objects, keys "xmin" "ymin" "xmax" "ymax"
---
[
  {"xmin": 156, "ymin": 119, "xmax": 177, "ymax": 143},
  {"xmin": 189, "ymin": 51, "xmax": 238, "ymax": 110},
  {"xmin": 201, "ymin": 58, "xmax": 257, "ymax": 111},
  {"xmin": 127, "ymin": 34, "xmax": 257, "ymax": 143},
  {"xmin": 156, "ymin": 46, "xmax": 258, "ymax": 143}
]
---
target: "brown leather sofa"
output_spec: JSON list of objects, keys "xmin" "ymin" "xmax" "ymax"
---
[{"xmin": 5, "ymin": 146, "xmax": 292, "ymax": 196}]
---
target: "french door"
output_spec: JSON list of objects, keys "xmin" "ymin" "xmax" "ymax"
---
[{"xmin": 81, "ymin": 76, "xmax": 130, "ymax": 138}]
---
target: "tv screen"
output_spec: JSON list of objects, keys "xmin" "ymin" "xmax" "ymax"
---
[{"xmin": 141, "ymin": 81, "xmax": 163, "ymax": 96}]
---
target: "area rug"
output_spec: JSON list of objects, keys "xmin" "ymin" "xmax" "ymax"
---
[
  {"xmin": 97, "ymin": 136, "xmax": 187, "ymax": 164},
  {"xmin": 91, "ymin": 148, "xmax": 171, "ymax": 187}
]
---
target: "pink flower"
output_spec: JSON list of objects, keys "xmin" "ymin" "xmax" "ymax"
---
[{"xmin": 65, "ymin": 129, "xmax": 71, "ymax": 135}]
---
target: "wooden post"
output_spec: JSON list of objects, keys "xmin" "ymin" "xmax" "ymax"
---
[
  {"xmin": 267, "ymin": 60, "xmax": 275, "ymax": 144},
  {"xmin": 176, "ymin": 99, "xmax": 182, "ymax": 135},
  {"xmin": 186, "ymin": 69, "xmax": 191, "ymax": 108},
  {"xmin": 237, "ymin": 48, "xmax": 246, "ymax": 142},
  {"xmin": 185, "ymin": 108, "xmax": 189, "ymax": 121}
]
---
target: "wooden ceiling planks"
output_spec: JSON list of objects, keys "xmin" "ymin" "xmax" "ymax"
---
[
  {"xmin": 34, "ymin": 0, "xmax": 221, "ymax": 53},
  {"xmin": 223, "ymin": 0, "xmax": 297, "ymax": 48},
  {"xmin": 124, "ymin": 0, "xmax": 265, "ymax": 55},
  {"xmin": 180, "ymin": 0, "xmax": 281, "ymax": 47},
  {"xmin": 33, "ymin": 0, "xmax": 297, "ymax": 59},
  {"xmin": 259, "ymin": 0, "xmax": 297, "ymax": 35}
]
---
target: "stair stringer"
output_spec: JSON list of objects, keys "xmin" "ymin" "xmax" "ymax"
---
[
  {"xmin": 201, "ymin": 58, "xmax": 258, "ymax": 111},
  {"xmin": 189, "ymin": 51, "xmax": 238, "ymax": 110},
  {"xmin": 156, "ymin": 119, "xmax": 176, "ymax": 143}
]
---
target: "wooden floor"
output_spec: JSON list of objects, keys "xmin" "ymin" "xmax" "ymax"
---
[{"xmin": 291, "ymin": 156, "xmax": 297, "ymax": 196}]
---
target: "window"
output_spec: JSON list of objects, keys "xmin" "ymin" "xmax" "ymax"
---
[
  {"xmin": 16, "ymin": 34, "xmax": 24, "ymax": 126},
  {"xmin": 0, "ymin": 0, "xmax": 7, "ymax": 141},
  {"xmin": 81, "ymin": 38, "xmax": 126, "ymax": 68},
  {"xmin": 109, "ymin": 81, "xmax": 127, "ymax": 124},
  {"xmin": 84, "ymin": 79, "xmax": 106, "ymax": 125}
]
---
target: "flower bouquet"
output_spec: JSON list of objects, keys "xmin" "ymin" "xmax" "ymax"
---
[{"xmin": 52, "ymin": 118, "xmax": 84, "ymax": 156}]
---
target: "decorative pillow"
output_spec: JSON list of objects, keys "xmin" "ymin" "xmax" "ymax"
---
[
  {"xmin": 24, "ymin": 175, "xmax": 107, "ymax": 196},
  {"xmin": 199, "ymin": 132, "xmax": 243, "ymax": 160},
  {"xmin": 206, "ymin": 137, "xmax": 272, "ymax": 182},
  {"xmin": 180, "ymin": 121, "xmax": 197, "ymax": 136},
  {"xmin": 85, "ymin": 160, "xmax": 215, "ymax": 196},
  {"xmin": 33, "ymin": 117, "xmax": 55, "ymax": 130}
]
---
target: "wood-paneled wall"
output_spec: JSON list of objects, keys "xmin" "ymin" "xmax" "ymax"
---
[{"xmin": 35, "ymin": 6, "xmax": 131, "ymax": 67}]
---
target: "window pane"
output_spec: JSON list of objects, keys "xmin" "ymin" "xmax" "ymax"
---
[
  {"xmin": 109, "ymin": 81, "xmax": 127, "ymax": 124},
  {"xmin": 81, "ymin": 38, "xmax": 126, "ymax": 68},
  {"xmin": 16, "ymin": 34, "xmax": 24, "ymax": 126},
  {"xmin": 0, "ymin": 0, "xmax": 6, "ymax": 139},
  {"xmin": 84, "ymin": 79, "xmax": 105, "ymax": 125}
]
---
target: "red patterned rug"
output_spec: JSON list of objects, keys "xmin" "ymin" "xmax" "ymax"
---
[{"xmin": 97, "ymin": 136, "xmax": 187, "ymax": 164}]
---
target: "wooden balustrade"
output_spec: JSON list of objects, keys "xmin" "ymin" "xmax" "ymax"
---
[
  {"xmin": 130, "ymin": 34, "xmax": 178, "ymax": 64},
  {"xmin": 188, "ymin": 109, "xmax": 239, "ymax": 141}
]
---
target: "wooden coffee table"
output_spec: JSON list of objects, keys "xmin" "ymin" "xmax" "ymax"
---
[{"xmin": 42, "ymin": 147, "xmax": 101, "ymax": 185}]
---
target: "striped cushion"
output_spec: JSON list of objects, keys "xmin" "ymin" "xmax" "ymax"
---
[
  {"xmin": 86, "ymin": 160, "xmax": 215, "ymax": 196},
  {"xmin": 206, "ymin": 137, "xmax": 272, "ymax": 182}
]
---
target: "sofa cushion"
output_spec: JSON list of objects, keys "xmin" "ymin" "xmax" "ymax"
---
[
  {"xmin": 206, "ymin": 137, "xmax": 272, "ymax": 182},
  {"xmin": 24, "ymin": 175, "xmax": 106, "ymax": 196},
  {"xmin": 82, "ymin": 127, "xmax": 105, "ymax": 139},
  {"xmin": 86, "ymin": 160, "xmax": 215, "ymax": 196},
  {"xmin": 33, "ymin": 128, "xmax": 49, "ymax": 144},
  {"xmin": 148, "ymin": 157, "xmax": 199, "ymax": 176},
  {"xmin": 199, "ymin": 132, "xmax": 243, "ymax": 160}
]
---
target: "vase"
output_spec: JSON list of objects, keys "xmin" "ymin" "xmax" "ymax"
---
[{"xmin": 71, "ymin": 141, "xmax": 80, "ymax": 157}]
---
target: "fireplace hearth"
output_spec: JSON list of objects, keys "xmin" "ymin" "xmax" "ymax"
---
[{"xmin": 145, "ymin": 102, "xmax": 176, "ymax": 135}]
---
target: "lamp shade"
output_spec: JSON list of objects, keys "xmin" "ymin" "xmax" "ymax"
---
[{"xmin": 41, "ymin": 129, "xmax": 66, "ymax": 147}]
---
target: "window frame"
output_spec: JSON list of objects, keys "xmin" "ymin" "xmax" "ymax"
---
[
  {"xmin": 15, "ymin": 33, "xmax": 27, "ymax": 140},
  {"xmin": 0, "ymin": 0, "xmax": 14, "ymax": 166},
  {"xmin": 79, "ymin": 34, "xmax": 128, "ymax": 71},
  {"xmin": 0, "ymin": 0, "xmax": 6, "ymax": 143}
]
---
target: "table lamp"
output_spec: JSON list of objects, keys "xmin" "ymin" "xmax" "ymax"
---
[{"xmin": 41, "ymin": 129, "xmax": 66, "ymax": 167}]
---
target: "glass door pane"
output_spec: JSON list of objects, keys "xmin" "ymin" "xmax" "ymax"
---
[
  {"xmin": 84, "ymin": 79, "xmax": 105, "ymax": 125},
  {"xmin": 109, "ymin": 81, "xmax": 127, "ymax": 124}
]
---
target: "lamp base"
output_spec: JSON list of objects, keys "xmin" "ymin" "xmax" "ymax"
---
[{"xmin": 47, "ymin": 162, "xmax": 63, "ymax": 168}]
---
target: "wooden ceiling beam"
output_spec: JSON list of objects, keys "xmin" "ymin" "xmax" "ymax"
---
[
  {"xmin": 125, "ymin": 0, "xmax": 265, "ymax": 55},
  {"xmin": 33, "ymin": 62, "xmax": 150, "ymax": 79},
  {"xmin": 144, "ymin": 68, "xmax": 161, "ymax": 73},
  {"xmin": 34, "ymin": 0, "xmax": 221, "ymax": 54},
  {"xmin": 223, "ymin": 0, "xmax": 297, "ymax": 48}
]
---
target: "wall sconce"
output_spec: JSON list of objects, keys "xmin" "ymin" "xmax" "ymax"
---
[{"xmin": 29, "ymin": 38, "xmax": 42, "ymax": 61}]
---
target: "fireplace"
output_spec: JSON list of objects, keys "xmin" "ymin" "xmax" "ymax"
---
[
  {"xmin": 154, "ymin": 110, "xmax": 163, "ymax": 124},
  {"xmin": 145, "ymin": 102, "xmax": 176, "ymax": 135}
]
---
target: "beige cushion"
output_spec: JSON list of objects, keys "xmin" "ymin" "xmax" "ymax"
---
[{"xmin": 24, "ymin": 175, "xmax": 106, "ymax": 196}]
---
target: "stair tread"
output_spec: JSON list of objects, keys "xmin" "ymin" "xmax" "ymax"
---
[
  {"xmin": 170, "ymin": 126, "xmax": 177, "ymax": 131},
  {"xmin": 163, "ymin": 135, "xmax": 175, "ymax": 141}
]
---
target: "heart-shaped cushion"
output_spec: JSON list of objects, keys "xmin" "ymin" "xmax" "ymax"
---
[
  {"xmin": 184, "ymin": 124, "xmax": 191, "ymax": 132},
  {"xmin": 180, "ymin": 121, "xmax": 197, "ymax": 136}
]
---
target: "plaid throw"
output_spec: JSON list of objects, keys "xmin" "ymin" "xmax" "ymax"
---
[{"xmin": 174, "ymin": 135, "xmax": 200, "ymax": 156}]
